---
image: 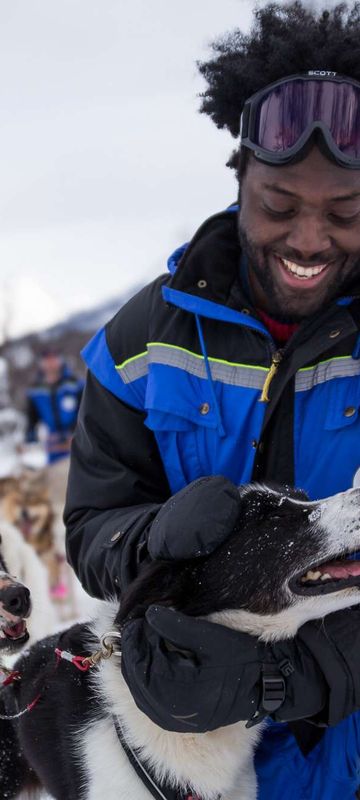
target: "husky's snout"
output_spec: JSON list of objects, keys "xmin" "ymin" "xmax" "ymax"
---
[
  {"xmin": 288, "ymin": 487, "xmax": 360, "ymax": 602},
  {"xmin": 0, "ymin": 582, "xmax": 31, "ymax": 620},
  {"xmin": 0, "ymin": 558, "xmax": 30, "ymax": 649}
]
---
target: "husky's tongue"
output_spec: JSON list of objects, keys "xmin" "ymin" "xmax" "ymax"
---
[
  {"xmin": 20, "ymin": 519, "xmax": 32, "ymax": 538},
  {"xmin": 318, "ymin": 560, "xmax": 360, "ymax": 579},
  {"xmin": 3, "ymin": 621, "xmax": 26, "ymax": 640}
]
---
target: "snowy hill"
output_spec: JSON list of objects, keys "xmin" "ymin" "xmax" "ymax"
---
[
  {"xmin": 1, "ymin": 283, "xmax": 142, "ymax": 409},
  {"xmin": 43, "ymin": 287, "xmax": 142, "ymax": 338}
]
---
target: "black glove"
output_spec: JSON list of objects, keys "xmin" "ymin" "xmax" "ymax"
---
[
  {"xmin": 147, "ymin": 475, "xmax": 242, "ymax": 560},
  {"xmin": 294, "ymin": 606, "xmax": 360, "ymax": 727},
  {"xmin": 116, "ymin": 476, "xmax": 241, "ymax": 592},
  {"xmin": 121, "ymin": 604, "xmax": 360, "ymax": 733},
  {"xmin": 121, "ymin": 605, "xmax": 266, "ymax": 732}
]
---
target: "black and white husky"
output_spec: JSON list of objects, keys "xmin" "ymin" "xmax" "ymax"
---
[
  {"xmin": 0, "ymin": 531, "xmax": 33, "ymax": 798},
  {"xmin": 0, "ymin": 530, "xmax": 31, "ymax": 653},
  {"xmin": 0, "ymin": 518, "xmax": 57, "ymax": 646},
  {"xmin": 3, "ymin": 483, "xmax": 360, "ymax": 800}
]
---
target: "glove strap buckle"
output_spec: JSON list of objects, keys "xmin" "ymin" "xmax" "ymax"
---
[
  {"xmin": 261, "ymin": 670, "xmax": 286, "ymax": 713},
  {"xmin": 246, "ymin": 666, "xmax": 286, "ymax": 729}
]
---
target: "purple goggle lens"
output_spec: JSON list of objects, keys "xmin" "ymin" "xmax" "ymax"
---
[{"xmin": 241, "ymin": 74, "xmax": 360, "ymax": 166}]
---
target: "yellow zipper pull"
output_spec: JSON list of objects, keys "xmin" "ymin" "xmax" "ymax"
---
[{"xmin": 259, "ymin": 350, "xmax": 283, "ymax": 403}]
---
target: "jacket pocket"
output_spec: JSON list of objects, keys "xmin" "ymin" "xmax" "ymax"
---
[
  {"xmin": 324, "ymin": 378, "xmax": 360, "ymax": 430},
  {"xmin": 294, "ymin": 372, "xmax": 360, "ymax": 498},
  {"xmin": 144, "ymin": 369, "xmax": 219, "ymax": 492}
]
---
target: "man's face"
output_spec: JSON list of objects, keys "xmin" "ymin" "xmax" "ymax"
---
[
  {"xmin": 40, "ymin": 354, "xmax": 62, "ymax": 384},
  {"xmin": 238, "ymin": 146, "xmax": 360, "ymax": 320}
]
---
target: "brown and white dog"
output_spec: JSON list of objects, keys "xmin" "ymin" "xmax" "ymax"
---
[{"xmin": 1, "ymin": 469, "xmax": 62, "ymax": 594}]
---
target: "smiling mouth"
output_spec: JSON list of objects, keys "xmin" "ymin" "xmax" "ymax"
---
[
  {"xmin": 0, "ymin": 619, "xmax": 28, "ymax": 643},
  {"xmin": 276, "ymin": 255, "xmax": 334, "ymax": 282},
  {"xmin": 291, "ymin": 551, "xmax": 360, "ymax": 596}
]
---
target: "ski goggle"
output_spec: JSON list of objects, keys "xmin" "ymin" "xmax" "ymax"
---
[{"xmin": 240, "ymin": 71, "xmax": 360, "ymax": 168}]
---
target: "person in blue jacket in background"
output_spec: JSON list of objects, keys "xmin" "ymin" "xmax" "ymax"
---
[
  {"xmin": 65, "ymin": 3, "xmax": 360, "ymax": 797},
  {"xmin": 26, "ymin": 349, "xmax": 83, "ymax": 465}
]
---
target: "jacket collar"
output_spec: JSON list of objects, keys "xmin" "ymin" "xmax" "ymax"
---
[{"xmin": 167, "ymin": 205, "xmax": 246, "ymax": 310}]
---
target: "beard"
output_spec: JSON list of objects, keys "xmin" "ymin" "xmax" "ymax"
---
[{"xmin": 238, "ymin": 224, "xmax": 360, "ymax": 322}]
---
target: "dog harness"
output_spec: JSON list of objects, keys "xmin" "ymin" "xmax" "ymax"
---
[{"xmin": 113, "ymin": 715, "xmax": 206, "ymax": 800}]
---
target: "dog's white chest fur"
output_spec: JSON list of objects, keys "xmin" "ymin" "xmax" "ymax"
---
[
  {"xmin": 82, "ymin": 717, "xmax": 156, "ymax": 800},
  {"xmin": 81, "ymin": 714, "xmax": 258, "ymax": 800},
  {"xmin": 79, "ymin": 609, "xmax": 261, "ymax": 800}
]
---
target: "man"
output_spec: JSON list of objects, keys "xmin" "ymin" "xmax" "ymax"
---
[
  {"xmin": 26, "ymin": 350, "xmax": 83, "ymax": 466},
  {"xmin": 27, "ymin": 350, "xmax": 84, "ymax": 605},
  {"xmin": 65, "ymin": 3, "xmax": 360, "ymax": 797}
]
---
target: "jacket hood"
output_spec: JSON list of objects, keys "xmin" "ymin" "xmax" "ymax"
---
[{"xmin": 167, "ymin": 205, "xmax": 249, "ymax": 310}]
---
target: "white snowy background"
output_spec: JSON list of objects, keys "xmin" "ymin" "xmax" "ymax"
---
[{"xmin": 0, "ymin": 0, "xmax": 260, "ymax": 341}]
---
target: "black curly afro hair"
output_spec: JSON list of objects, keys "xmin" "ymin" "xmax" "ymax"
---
[{"xmin": 197, "ymin": 1, "xmax": 360, "ymax": 175}]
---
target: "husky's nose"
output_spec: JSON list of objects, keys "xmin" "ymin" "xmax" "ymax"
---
[{"xmin": 0, "ymin": 585, "xmax": 31, "ymax": 618}]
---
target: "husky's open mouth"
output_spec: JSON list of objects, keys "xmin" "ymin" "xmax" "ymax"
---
[
  {"xmin": 0, "ymin": 619, "xmax": 28, "ymax": 645},
  {"xmin": 291, "ymin": 551, "xmax": 360, "ymax": 596}
]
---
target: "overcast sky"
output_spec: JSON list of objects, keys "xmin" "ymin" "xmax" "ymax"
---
[{"xmin": 0, "ymin": 0, "xmax": 263, "ymax": 337}]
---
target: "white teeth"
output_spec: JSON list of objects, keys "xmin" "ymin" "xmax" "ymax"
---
[
  {"xmin": 301, "ymin": 569, "xmax": 333, "ymax": 583},
  {"xmin": 281, "ymin": 258, "xmax": 328, "ymax": 279},
  {"xmin": 301, "ymin": 569, "xmax": 322, "ymax": 582}
]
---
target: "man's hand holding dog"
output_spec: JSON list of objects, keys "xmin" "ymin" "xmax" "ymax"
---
[{"xmin": 121, "ymin": 476, "xmax": 360, "ymax": 732}]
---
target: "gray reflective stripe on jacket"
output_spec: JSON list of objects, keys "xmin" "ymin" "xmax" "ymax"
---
[
  {"xmin": 116, "ymin": 342, "xmax": 268, "ymax": 390},
  {"xmin": 295, "ymin": 356, "xmax": 360, "ymax": 392},
  {"xmin": 116, "ymin": 344, "xmax": 360, "ymax": 394}
]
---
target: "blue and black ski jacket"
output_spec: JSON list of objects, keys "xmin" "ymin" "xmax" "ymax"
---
[
  {"xmin": 65, "ymin": 206, "xmax": 360, "ymax": 799},
  {"xmin": 27, "ymin": 364, "xmax": 84, "ymax": 463}
]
